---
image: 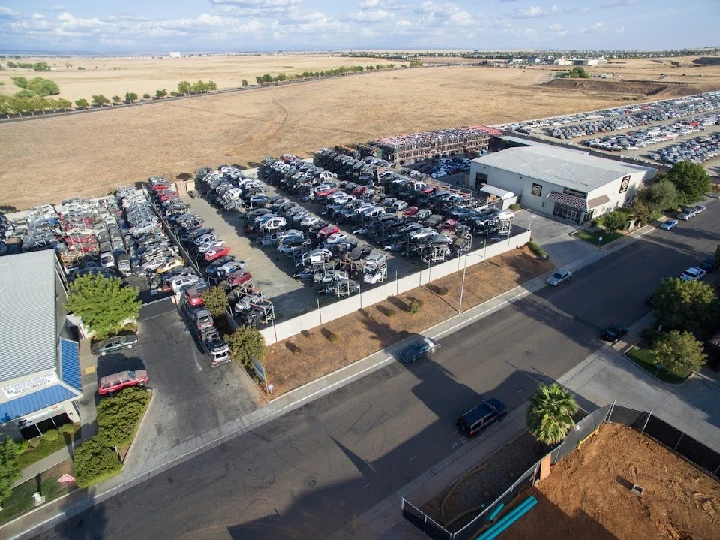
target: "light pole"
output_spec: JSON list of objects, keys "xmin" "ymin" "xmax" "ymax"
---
[
  {"xmin": 597, "ymin": 236, "xmax": 603, "ymax": 251},
  {"xmin": 458, "ymin": 252, "xmax": 484, "ymax": 314}
]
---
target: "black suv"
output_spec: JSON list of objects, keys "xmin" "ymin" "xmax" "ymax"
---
[{"xmin": 456, "ymin": 399, "xmax": 507, "ymax": 438}]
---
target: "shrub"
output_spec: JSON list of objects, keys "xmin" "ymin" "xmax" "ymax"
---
[
  {"xmin": 96, "ymin": 387, "xmax": 150, "ymax": 447},
  {"xmin": 73, "ymin": 436, "xmax": 122, "ymax": 488},
  {"xmin": 527, "ymin": 241, "xmax": 548, "ymax": 259},
  {"xmin": 640, "ymin": 327, "xmax": 661, "ymax": 345},
  {"xmin": 509, "ymin": 203, "xmax": 521, "ymax": 211},
  {"xmin": 42, "ymin": 429, "xmax": 59, "ymax": 442},
  {"xmin": 408, "ymin": 300, "xmax": 422, "ymax": 314},
  {"xmin": 385, "ymin": 308, "xmax": 397, "ymax": 317},
  {"xmin": 13, "ymin": 440, "xmax": 28, "ymax": 455},
  {"xmin": 435, "ymin": 286, "xmax": 449, "ymax": 296},
  {"xmin": 602, "ymin": 211, "xmax": 627, "ymax": 231}
]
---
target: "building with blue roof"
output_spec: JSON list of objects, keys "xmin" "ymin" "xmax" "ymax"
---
[{"xmin": 0, "ymin": 250, "xmax": 82, "ymax": 439}]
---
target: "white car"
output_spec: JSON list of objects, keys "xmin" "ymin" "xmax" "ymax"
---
[
  {"xmin": 660, "ymin": 219, "xmax": 678, "ymax": 230},
  {"xmin": 547, "ymin": 269, "xmax": 572, "ymax": 286},
  {"xmin": 100, "ymin": 252, "xmax": 115, "ymax": 269},
  {"xmin": 409, "ymin": 228, "xmax": 436, "ymax": 240},
  {"xmin": 325, "ymin": 232, "xmax": 348, "ymax": 245},
  {"xmin": 680, "ymin": 267, "xmax": 706, "ymax": 281},
  {"xmin": 197, "ymin": 240, "xmax": 226, "ymax": 253}
]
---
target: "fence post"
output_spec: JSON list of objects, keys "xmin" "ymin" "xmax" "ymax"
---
[
  {"xmin": 641, "ymin": 409, "xmax": 653, "ymax": 433},
  {"xmin": 674, "ymin": 432, "xmax": 684, "ymax": 451},
  {"xmin": 606, "ymin": 400, "xmax": 616, "ymax": 422}
]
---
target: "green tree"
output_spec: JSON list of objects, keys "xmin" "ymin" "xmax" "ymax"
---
[
  {"xmin": 665, "ymin": 161, "xmax": 711, "ymax": 205},
  {"xmin": 73, "ymin": 436, "xmax": 122, "ymax": 488},
  {"xmin": 255, "ymin": 76, "xmax": 263, "ymax": 85},
  {"xmin": 56, "ymin": 98, "xmax": 72, "ymax": 111},
  {"xmin": 112, "ymin": 95, "xmax": 121, "ymax": 105},
  {"xmin": 227, "ymin": 327, "xmax": 266, "ymax": 368},
  {"xmin": 601, "ymin": 210, "xmax": 627, "ymax": 231},
  {"xmin": 92, "ymin": 94, "xmax": 110, "ymax": 107},
  {"xmin": 241, "ymin": 79, "xmax": 248, "ymax": 87},
  {"xmin": 0, "ymin": 439, "xmax": 21, "ymax": 505},
  {"xmin": 11, "ymin": 76, "xmax": 27, "ymax": 88},
  {"xmin": 200, "ymin": 287, "xmax": 230, "ymax": 318},
  {"xmin": 207, "ymin": 80, "xmax": 217, "ymax": 90},
  {"xmin": 639, "ymin": 180, "xmax": 677, "ymax": 211},
  {"xmin": 276, "ymin": 73, "xmax": 287, "ymax": 81},
  {"xmin": 652, "ymin": 330, "xmax": 707, "ymax": 378},
  {"xmin": 569, "ymin": 66, "xmax": 590, "ymax": 78},
  {"xmin": 14, "ymin": 88, "xmax": 34, "ymax": 99},
  {"xmin": 177, "ymin": 80, "xmax": 191, "ymax": 95},
  {"xmin": 65, "ymin": 274, "xmax": 140, "ymax": 339},
  {"xmin": 125, "ymin": 91, "xmax": 138, "ymax": 104},
  {"xmin": 142, "ymin": 93, "xmax": 151, "ymax": 99},
  {"xmin": 74, "ymin": 98, "xmax": 89, "ymax": 109},
  {"xmin": 26, "ymin": 77, "xmax": 59, "ymax": 96},
  {"xmin": 652, "ymin": 278, "xmax": 719, "ymax": 339},
  {"xmin": 32, "ymin": 61, "xmax": 51, "ymax": 71},
  {"xmin": 526, "ymin": 383, "xmax": 578, "ymax": 446},
  {"xmin": 155, "ymin": 88, "xmax": 167, "ymax": 98}
]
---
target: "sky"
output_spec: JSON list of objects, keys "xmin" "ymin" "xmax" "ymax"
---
[{"xmin": 0, "ymin": 0, "xmax": 718, "ymax": 53}]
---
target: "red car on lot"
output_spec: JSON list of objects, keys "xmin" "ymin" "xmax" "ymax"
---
[
  {"xmin": 205, "ymin": 246, "xmax": 230, "ymax": 262},
  {"xmin": 404, "ymin": 206, "xmax": 419, "ymax": 217},
  {"xmin": 98, "ymin": 370, "xmax": 148, "ymax": 396},
  {"xmin": 226, "ymin": 271, "xmax": 252, "ymax": 287},
  {"xmin": 315, "ymin": 187, "xmax": 336, "ymax": 199},
  {"xmin": 183, "ymin": 287, "xmax": 205, "ymax": 307},
  {"xmin": 352, "ymin": 186, "xmax": 368, "ymax": 197},
  {"xmin": 318, "ymin": 225, "xmax": 340, "ymax": 239}
]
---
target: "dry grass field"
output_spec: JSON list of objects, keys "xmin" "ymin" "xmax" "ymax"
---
[
  {"xmin": 0, "ymin": 54, "xmax": 394, "ymax": 102},
  {"xmin": 1, "ymin": 55, "xmax": 720, "ymax": 210}
]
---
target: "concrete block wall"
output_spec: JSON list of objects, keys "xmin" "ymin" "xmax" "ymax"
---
[{"xmin": 261, "ymin": 230, "xmax": 531, "ymax": 345}]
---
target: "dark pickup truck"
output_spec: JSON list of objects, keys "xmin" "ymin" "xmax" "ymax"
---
[{"xmin": 456, "ymin": 399, "xmax": 507, "ymax": 437}]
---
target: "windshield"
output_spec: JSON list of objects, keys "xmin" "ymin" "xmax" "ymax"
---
[{"xmin": 552, "ymin": 272, "xmax": 564, "ymax": 279}]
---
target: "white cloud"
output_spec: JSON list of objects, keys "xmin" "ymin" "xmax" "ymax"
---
[
  {"xmin": 359, "ymin": 0, "xmax": 406, "ymax": 10},
  {"xmin": 602, "ymin": 0, "xmax": 640, "ymax": 7},
  {"xmin": 348, "ymin": 9, "xmax": 394, "ymax": 22},
  {"xmin": 209, "ymin": 0, "xmax": 300, "ymax": 17},
  {"xmin": 616, "ymin": 25, "xmax": 625, "ymax": 33},
  {"xmin": 548, "ymin": 23, "xmax": 569, "ymax": 36},
  {"xmin": 591, "ymin": 22, "xmax": 606, "ymax": 30},
  {"xmin": 510, "ymin": 4, "xmax": 588, "ymax": 18}
]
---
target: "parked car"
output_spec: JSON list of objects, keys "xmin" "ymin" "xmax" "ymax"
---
[
  {"xmin": 456, "ymin": 399, "xmax": 507, "ymax": 438},
  {"xmin": 699, "ymin": 256, "xmax": 717, "ymax": 272},
  {"xmin": 91, "ymin": 334, "xmax": 139, "ymax": 356},
  {"xmin": 205, "ymin": 246, "xmax": 231, "ymax": 262},
  {"xmin": 192, "ymin": 308, "xmax": 214, "ymax": 331},
  {"xmin": 546, "ymin": 269, "xmax": 572, "ymax": 286},
  {"xmin": 660, "ymin": 219, "xmax": 678, "ymax": 230},
  {"xmin": 680, "ymin": 267, "xmax": 707, "ymax": 281},
  {"xmin": 399, "ymin": 337, "xmax": 439, "ymax": 363},
  {"xmin": 226, "ymin": 271, "xmax": 252, "ymax": 286},
  {"xmin": 694, "ymin": 204, "xmax": 707, "ymax": 214},
  {"xmin": 98, "ymin": 369, "xmax": 149, "ymax": 396},
  {"xmin": 601, "ymin": 324, "xmax": 629, "ymax": 343},
  {"xmin": 677, "ymin": 213, "xmax": 692, "ymax": 221}
]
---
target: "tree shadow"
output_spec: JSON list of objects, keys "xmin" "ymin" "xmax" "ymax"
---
[{"xmin": 387, "ymin": 296, "xmax": 408, "ymax": 312}]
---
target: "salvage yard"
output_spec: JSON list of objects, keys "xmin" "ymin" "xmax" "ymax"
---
[
  {"xmin": 511, "ymin": 423, "xmax": 720, "ymax": 540},
  {"xmin": 3, "ymin": 56, "xmax": 720, "ymax": 210},
  {"xmin": 264, "ymin": 245, "xmax": 553, "ymax": 396}
]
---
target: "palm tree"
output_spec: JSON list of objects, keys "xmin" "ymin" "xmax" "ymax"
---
[{"xmin": 526, "ymin": 384, "xmax": 578, "ymax": 447}]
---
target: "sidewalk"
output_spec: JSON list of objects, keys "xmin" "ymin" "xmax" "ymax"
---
[{"xmin": 1, "ymin": 223, "xmax": 659, "ymax": 540}]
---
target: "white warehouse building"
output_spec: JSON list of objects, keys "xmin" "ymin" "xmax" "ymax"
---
[{"xmin": 469, "ymin": 145, "xmax": 657, "ymax": 224}]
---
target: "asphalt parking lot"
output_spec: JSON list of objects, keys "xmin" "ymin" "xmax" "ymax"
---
[
  {"xmin": 514, "ymin": 209, "xmax": 597, "ymax": 268},
  {"xmin": 97, "ymin": 309, "xmax": 261, "ymax": 466}
]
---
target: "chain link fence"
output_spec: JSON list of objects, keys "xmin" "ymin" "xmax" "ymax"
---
[{"xmin": 401, "ymin": 401, "xmax": 719, "ymax": 539}]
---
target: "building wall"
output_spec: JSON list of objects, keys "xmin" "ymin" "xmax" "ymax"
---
[{"xmin": 586, "ymin": 169, "xmax": 654, "ymax": 216}]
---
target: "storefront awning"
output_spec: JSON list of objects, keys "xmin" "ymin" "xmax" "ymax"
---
[
  {"xmin": 548, "ymin": 191, "xmax": 586, "ymax": 210},
  {"xmin": 0, "ymin": 385, "xmax": 79, "ymax": 424}
]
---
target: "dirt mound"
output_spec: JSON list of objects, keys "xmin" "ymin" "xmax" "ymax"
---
[{"xmin": 543, "ymin": 78, "xmax": 701, "ymax": 98}]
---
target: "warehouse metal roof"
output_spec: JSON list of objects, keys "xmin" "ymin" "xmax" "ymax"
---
[
  {"xmin": 473, "ymin": 145, "xmax": 655, "ymax": 193},
  {"xmin": 0, "ymin": 251, "xmax": 58, "ymax": 382}
]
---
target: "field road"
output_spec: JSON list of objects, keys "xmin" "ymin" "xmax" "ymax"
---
[{"xmin": 30, "ymin": 204, "xmax": 720, "ymax": 540}]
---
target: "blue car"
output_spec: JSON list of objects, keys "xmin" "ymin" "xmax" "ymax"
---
[{"xmin": 660, "ymin": 219, "xmax": 677, "ymax": 230}]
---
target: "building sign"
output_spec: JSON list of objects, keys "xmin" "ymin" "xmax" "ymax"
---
[
  {"xmin": 531, "ymin": 183, "xmax": 543, "ymax": 197},
  {"xmin": 619, "ymin": 175, "xmax": 631, "ymax": 193},
  {"xmin": 563, "ymin": 187, "xmax": 587, "ymax": 199},
  {"xmin": 3, "ymin": 372, "xmax": 58, "ymax": 399},
  {"xmin": 251, "ymin": 357, "xmax": 267, "ymax": 384}
]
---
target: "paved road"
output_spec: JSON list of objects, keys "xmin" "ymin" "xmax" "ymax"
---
[{"xmin": 36, "ymin": 204, "xmax": 719, "ymax": 540}]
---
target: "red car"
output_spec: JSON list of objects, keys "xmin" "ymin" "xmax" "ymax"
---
[
  {"xmin": 98, "ymin": 370, "xmax": 148, "ymax": 396},
  {"xmin": 318, "ymin": 225, "xmax": 339, "ymax": 239},
  {"xmin": 183, "ymin": 287, "xmax": 204, "ymax": 307},
  {"xmin": 205, "ymin": 245, "xmax": 230, "ymax": 261},
  {"xmin": 404, "ymin": 206, "xmax": 419, "ymax": 217},
  {"xmin": 315, "ymin": 188, "xmax": 336, "ymax": 198},
  {"xmin": 442, "ymin": 219, "xmax": 458, "ymax": 232},
  {"xmin": 226, "ymin": 271, "xmax": 252, "ymax": 286}
]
